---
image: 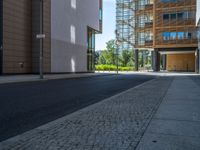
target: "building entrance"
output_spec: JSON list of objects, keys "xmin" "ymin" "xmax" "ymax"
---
[{"xmin": 159, "ymin": 50, "xmax": 196, "ymax": 72}]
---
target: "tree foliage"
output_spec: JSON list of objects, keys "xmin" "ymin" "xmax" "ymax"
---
[{"xmin": 95, "ymin": 39, "xmax": 152, "ymax": 70}]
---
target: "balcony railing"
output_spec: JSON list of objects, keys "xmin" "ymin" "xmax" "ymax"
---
[
  {"xmin": 145, "ymin": 22, "xmax": 153, "ymax": 28},
  {"xmin": 155, "ymin": 39, "xmax": 198, "ymax": 46},
  {"xmin": 145, "ymin": 40, "xmax": 153, "ymax": 46},
  {"xmin": 145, "ymin": 4, "xmax": 153, "ymax": 10}
]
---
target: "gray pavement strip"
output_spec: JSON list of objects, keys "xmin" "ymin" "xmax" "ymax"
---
[
  {"xmin": 136, "ymin": 76, "xmax": 200, "ymax": 150},
  {"xmin": 0, "ymin": 77, "xmax": 173, "ymax": 150}
]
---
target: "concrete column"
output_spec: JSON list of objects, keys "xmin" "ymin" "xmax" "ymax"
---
[
  {"xmin": 141, "ymin": 50, "xmax": 144, "ymax": 68},
  {"xmin": 135, "ymin": 49, "xmax": 139, "ymax": 71},
  {"xmin": 152, "ymin": 49, "xmax": 160, "ymax": 72},
  {"xmin": 151, "ymin": 51, "xmax": 154, "ymax": 70}
]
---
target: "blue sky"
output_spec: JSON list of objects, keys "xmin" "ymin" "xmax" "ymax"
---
[{"xmin": 96, "ymin": 0, "xmax": 116, "ymax": 50}]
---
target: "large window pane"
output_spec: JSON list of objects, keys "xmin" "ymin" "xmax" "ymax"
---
[
  {"xmin": 177, "ymin": 32, "xmax": 184, "ymax": 39},
  {"xmin": 185, "ymin": 32, "xmax": 192, "ymax": 39},
  {"xmin": 87, "ymin": 28, "xmax": 96, "ymax": 71},
  {"xmin": 177, "ymin": 13, "xmax": 184, "ymax": 19},
  {"xmin": 162, "ymin": 32, "xmax": 170, "ymax": 40},
  {"xmin": 163, "ymin": 14, "xmax": 169, "ymax": 20},
  {"xmin": 170, "ymin": 32, "xmax": 176, "ymax": 40},
  {"xmin": 160, "ymin": 0, "xmax": 177, "ymax": 2},
  {"xmin": 170, "ymin": 13, "xmax": 176, "ymax": 20}
]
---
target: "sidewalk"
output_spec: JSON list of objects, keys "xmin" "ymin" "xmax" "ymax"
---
[
  {"xmin": 0, "ymin": 72, "xmax": 198, "ymax": 85},
  {"xmin": 0, "ymin": 76, "xmax": 199, "ymax": 150},
  {"xmin": 137, "ymin": 76, "xmax": 200, "ymax": 150},
  {"xmin": 0, "ymin": 73, "xmax": 110, "ymax": 84}
]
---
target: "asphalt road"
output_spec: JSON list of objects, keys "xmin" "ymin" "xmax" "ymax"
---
[{"xmin": 0, "ymin": 74, "xmax": 155, "ymax": 142}]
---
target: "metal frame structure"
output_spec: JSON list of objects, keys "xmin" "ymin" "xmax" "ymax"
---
[
  {"xmin": 116, "ymin": 0, "xmax": 135, "ymax": 52},
  {"xmin": 116, "ymin": 0, "xmax": 154, "ymax": 51},
  {"xmin": 116, "ymin": 0, "xmax": 153, "ymax": 71}
]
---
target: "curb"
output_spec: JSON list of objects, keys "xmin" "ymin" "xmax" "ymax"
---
[{"xmin": 0, "ymin": 73, "xmax": 115, "ymax": 85}]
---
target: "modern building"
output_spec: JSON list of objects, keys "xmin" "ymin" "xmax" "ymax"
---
[
  {"xmin": 0, "ymin": 0, "xmax": 102, "ymax": 74},
  {"xmin": 116, "ymin": 0, "xmax": 198, "ymax": 72},
  {"xmin": 197, "ymin": 0, "xmax": 200, "ymax": 73}
]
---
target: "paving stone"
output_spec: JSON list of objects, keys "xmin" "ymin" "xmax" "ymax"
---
[{"xmin": 0, "ymin": 77, "xmax": 172, "ymax": 150}]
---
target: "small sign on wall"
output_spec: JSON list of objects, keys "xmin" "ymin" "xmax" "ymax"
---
[{"xmin": 36, "ymin": 34, "xmax": 46, "ymax": 39}]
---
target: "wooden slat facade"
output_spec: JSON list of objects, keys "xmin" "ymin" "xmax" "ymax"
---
[
  {"xmin": 154, "ymin": 0, "xmax": 197, "ymax": 48},
  {"xmin": 1, "ymin": 0, "xmax": 51, "ymax": 74}
]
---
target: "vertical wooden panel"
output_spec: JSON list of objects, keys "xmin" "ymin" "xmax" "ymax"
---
[
  {"xmin": 3, "ymin": 0, "xmax": 32, "ymax": 74},
  {"xmin": 2, "ymin": 0, "xmax": 51, "ymax": 74}
]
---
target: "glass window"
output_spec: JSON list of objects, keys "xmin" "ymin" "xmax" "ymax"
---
[
  {"xmin": 163, "ymin": 14, "xmax": 169, "ymax": 20},
  {"xmin": 170, "ymin": 32, "xmax": 176, "ymax": 40},
  {"xmin": 183, "ymin": 12, "xmax": 189, "ymax": 19},
  {"xmin": 177, "ymin": 32, "xmax": 184, "ymax": 39},
  {"xmin": 87, "ymin": 28, "xmax": 96, "ymax": 71},
  {"xmin": 145, "ymin": 32, "xmax": 153, "ymax": 41},
  {"xmin": 197, "ymin": 30, "xmax": 200, "ymax": 42},
  {"xmin": 138, "ymin": 15, "xmax": 146, "ymax": 27},
  {"xmin": 161, "ymin": 0, "xmax": 177, "ymax": 2},
  {"xmin": 188, "ymin": 11, "xmax": 195, "ymax": 19},
  {"xmin": 138, "ymin": 0, "xmax": 146, "ymax": 10},
  {"xmin": 177, "ymin": 13, "xmax": 184, "ymax": 19},
  {"xmin": 162, "ymin": 32, "xmax": 170, "ymax": 40},
  {"xmin": 185, "ymin": 32, "xmax": 192, "ymax": 39},
  {"xmin": 170, "ymin": 13, "xmax": 176, "ymax": 20},
  {"xmin": 138, "ymin": 32, "xmax": 145, "ymax": 45}
]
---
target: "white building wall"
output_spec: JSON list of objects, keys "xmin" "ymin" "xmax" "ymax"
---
[
  {"xmin": 51, "ymin": 0, "xmax": 100, "ymax": 73},
  {"xmin": 197, "ymin": 0, "xmax": 200, "ymax": 25},
  {"xmin": 197, "ymin": 0, "xmax": 200, "ymax": 73}
]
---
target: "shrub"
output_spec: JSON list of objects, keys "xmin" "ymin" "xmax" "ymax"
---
[{"xmin": 95, "ymin": 65, "xmax": 133, "ymax": 71}]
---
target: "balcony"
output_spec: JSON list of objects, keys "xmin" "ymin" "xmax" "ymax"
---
[
  {"xmin": 145, "ymin": 40, "xmax": 153, "ymax": 46},
  {"xmin": 161, "ymin": 19, "xmax": 196, "ymax": 27},
  {"xmin": 145, "ymin": 22, "xmax": 153, "ymax": 28},
  {"xmin": 145, "ymin": 4, "xmax": 153, "ymax": 11},
  {"xmin": 136, "ymin": 4, "xmax": 153, "ymax": 15},
  {"xmin": 155, "ymin": 39, "xmax": 198, "ymax": 47}
]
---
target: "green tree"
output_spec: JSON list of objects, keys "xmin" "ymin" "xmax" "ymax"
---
[
  {"xmin": 121, "ymin": 50, "xmax": 131, "ymax": 67},
  {"xmin": 98, "ymin": 51, "xmax": 107, "ymax": 65},
  {"xmin": 95, "ymin": 51, "xmax": 100, "ymax": 65},
  {"xmin": 106, "ymin": 40, "xmax": 116, "ymax": 65}
]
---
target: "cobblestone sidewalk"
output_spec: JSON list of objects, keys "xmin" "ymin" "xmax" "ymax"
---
[{"xmin": 0, "ymin": 77, "xmax": 172, "ymax": 150}]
